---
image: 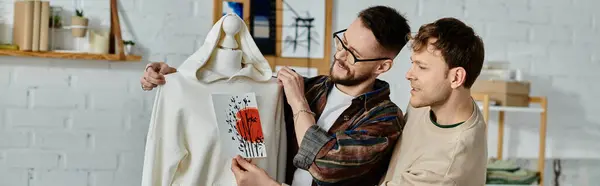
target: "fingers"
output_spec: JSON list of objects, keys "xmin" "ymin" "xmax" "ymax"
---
[
  {"xmin": 158, "ymin": 63, "xmax": 177, "ymax": 75},
  {"xmin": 278, "ymin": 67, "xmax": 304, "ymax": 86},
  {"xmin": 278, "ymin": 67, "xmax": 296, "ymax": 79},
  {"xmin": 146, "ymin": 69, "xmax": 166, "ymax": 85},
  {"xmin": 281, "ymin": 66, "xmax": 299, "ymax": 75},
  {"xmin": 234, "ymin": 155, "xmax": 258, "ymax": 171},
  {"xmin": 277, "ymin": 71, "xmax": 293, "ymax": 86},
  {"xmin": 141, "ymin": 63, "xmax": 168, "ymax": 91},
  {"xmin": 279, "ymin": 67, "xmax": 302, "ymax": 80},
  {"xmin": 140, "ymin": 77, "xmax": 157, "ymax": 90},
  {"xmin": 279, "ymin": 67, "xmax": 295, "ymax": 77},
  {"xmin": 277, "ymin": 70, "xmax": 292, "ymax": 80},
  {"xmin": 145, "ymin": 62, "xmax": 161, "ymax": 72},
  {"xmin": 141, "ymin": 62, "xmax": 172, "ymax": 91},
  {"xmin": 165, "ymin": 67, "xmax": 177, "ymax": 74},
  {"xmin": 231, "ymin": 157, "xmax": 244, "ymax": 177}
]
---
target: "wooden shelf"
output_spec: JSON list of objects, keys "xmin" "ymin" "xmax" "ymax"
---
[
  {"xmin": 0, "ymin": 49, "xmax": 141, "ymax": 62},
  {"xmin": 473, "ymin": 94, "xmax": 548, "ymax": 186},
  {"xmin": 477, "ymin": 104, "xmax": 545, "ymax": 113}
]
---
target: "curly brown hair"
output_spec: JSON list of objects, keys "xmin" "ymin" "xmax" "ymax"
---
[{"xmin": 410, "ymin": 17, "xmax": 485, "ymax": 88}]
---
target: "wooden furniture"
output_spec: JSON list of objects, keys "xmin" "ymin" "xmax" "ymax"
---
[
  {"xmin": 213, "ymin": 0, "xmax": 333, "ymax": 75},
  {"xmin": 474, "ymin": 93, "xmax": 548, "ymax": 186},
  {"xmin": 109, "ymin": 0, "xmax": 126, "ymax": 60},
  {"xmin": 0, "ymin": 49, "xmax": 140, "ymax": 61},
  {"xmin": 0, "ymin": 0, "xmax": 141, "ymax": 62}
]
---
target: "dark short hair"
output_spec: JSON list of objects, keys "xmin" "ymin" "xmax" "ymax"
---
[
  {"xmin": 410, "ymin": 17, "xmax": 485, "ymax": 88},
  {"xmin": 358, "ymin": 6, "xmax": 411, "ymax": 56}
]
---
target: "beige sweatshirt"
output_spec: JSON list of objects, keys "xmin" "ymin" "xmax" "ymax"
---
[{"xmin": 380, "ymin": 101, "xmax": 487, "ymax": 186}]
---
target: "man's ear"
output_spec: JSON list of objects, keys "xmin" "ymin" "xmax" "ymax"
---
[
  {"xmin": 449, "ymin": 67, "xmax": 466, "ymax": 89},
  {"xmin": 375, "ymin": 59, "xmax": 393, "ymax": 75}
]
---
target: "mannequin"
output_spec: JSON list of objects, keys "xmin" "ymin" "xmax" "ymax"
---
[
  {"xmin": 176, "ymin": 13, "xmax": 273, "ymax": 83},
  {"xmin": 141, "ymin": 14, "xmax": 286, "ymax": 186},
  {"xmin": 206, "ymin": 14, "xmax": 243, "ymax": 77}
]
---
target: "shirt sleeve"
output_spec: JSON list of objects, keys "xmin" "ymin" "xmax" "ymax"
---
[
  {"xmin": 292, "ymin": 106, "xmax": 404, "ymax": 184},
  {"xmin": 141, "ymin": 87, "xmax": 188, "ymax": 186}
]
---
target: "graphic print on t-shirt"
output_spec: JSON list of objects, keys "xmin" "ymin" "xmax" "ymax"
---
[{"xmin": 212, "ymin": 92, "xmax": 267, "ymax": 158}]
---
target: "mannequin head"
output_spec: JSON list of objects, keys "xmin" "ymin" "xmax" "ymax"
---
[
  {"xmin": 207, "ymin": 14, "xmax": 244, "ymax": 77},
  {"xmin": 220, "ymin": 14, "xmax": 242, "ymax": 49}
]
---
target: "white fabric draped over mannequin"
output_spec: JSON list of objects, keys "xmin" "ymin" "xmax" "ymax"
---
[
  {"xmin": 141, "ymin": 14, "xmax": 287, "ymax": 186},
  {"xmin": 178, "ymin": 13, "xmax": 273, "ymax": 83}
]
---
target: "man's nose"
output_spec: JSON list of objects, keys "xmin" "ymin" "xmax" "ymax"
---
[
  {"xmin": 405, "ymin": 68, "xmax": 414, "ymax": 81},
  {"xmin": 334, "ymin": 49, "xmax": 348, "ymax": 61}
]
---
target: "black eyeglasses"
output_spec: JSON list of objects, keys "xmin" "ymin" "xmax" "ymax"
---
[{"xmin": 333, "ymin": 29, "xmax": 392, "ymax": 64}]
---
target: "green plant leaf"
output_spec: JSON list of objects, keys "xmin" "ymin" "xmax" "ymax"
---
[
  {"xmin": 75, "ymin": 9, "xmax": 84, "ymax": 17},
  {"xmin": 123, "ymin": 40, "xmax": 136, "ymax": 45}
]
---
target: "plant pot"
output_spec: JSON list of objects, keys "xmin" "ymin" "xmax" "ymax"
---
[
  {"xmin": 71, "ymin": 16, "xmax": 88, "ymax": 37},
  {"xmin": 125, "ymin": 45, "xmax": 133, "ymax": 55},
  {"xmin": 88, "ymin": 29, "xmax": 109, "ymax": 54}
]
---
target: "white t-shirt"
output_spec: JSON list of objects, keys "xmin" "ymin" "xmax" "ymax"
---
[{"xmin": 291, "ymin": 85, "xmax": 355, "ymax": 186}]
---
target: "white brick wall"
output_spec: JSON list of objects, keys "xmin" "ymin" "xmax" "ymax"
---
[
  {"xmin": 0, "ymin": 0, "xmax": 598, "ymax": 185},
  {"xmin": 12, "ymin": 67, "xmax": 71, "ymax": 88},
  {"xmin": 7, "ymin": 109, "xmax": 70, "ymax": 128},
  {"xmin": 6, "ymin": 150, "xmax": 60, "ymax": 169},
  {"xmin": 34, "ymin": 170, "xmax": 88, "ymax": 186},
  {"xmin": 34, "ymin": 131, "xmax": 88, "ymax": 150}
]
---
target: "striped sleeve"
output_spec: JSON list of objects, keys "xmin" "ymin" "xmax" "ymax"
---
[{"xmin": 293, "ymin": 105, "xmax": 404, "ymax": 185}]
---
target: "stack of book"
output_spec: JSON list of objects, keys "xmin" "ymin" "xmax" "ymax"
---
[{"xmin": 12, "ymin": 0, "xmax": 51, "ymax": 51}]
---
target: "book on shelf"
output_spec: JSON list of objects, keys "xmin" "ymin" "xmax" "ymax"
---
[
  {"xmin": 12, "ymin": 0, "xmax": 50, "ymax": 52},
  {"xmin": 39, "ymin": 1, "xmax": 50, "ymax": 51},
  {"xmin": 32, "ymin": 0, "xmax": 40, "ymax": 51}
]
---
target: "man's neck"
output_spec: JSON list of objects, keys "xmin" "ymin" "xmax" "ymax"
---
[
  {"xmin": 430, "ymin": 89, "xmax": 474, "ymax": 125},
  {"xmin": 334, "ymin": 78, "xmax": 375, "ymax": 97}
]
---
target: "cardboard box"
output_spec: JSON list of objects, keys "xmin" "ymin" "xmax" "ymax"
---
[{"xmin": 471, "ymin": 80, "xmax": 531, "ymax": 107}]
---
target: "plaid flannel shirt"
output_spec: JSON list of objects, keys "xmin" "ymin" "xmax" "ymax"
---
[{"xmin": 283, "ymin": 75, "xmax": 405, "ymax": 186}]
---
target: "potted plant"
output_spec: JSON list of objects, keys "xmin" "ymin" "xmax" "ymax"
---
[
  {"xmin": 71, "ymin": 9, "xmax": 88, "ymax": 37},
  {"xmin": 123, "ymin": 40, "xmax": 136, "ymax": 55},
  {"xmin": 50, "ymin": 15, "xmax": 62, "ymax": 28},
  {"xmin": 49, "ymin": 6, "xmax": 63, "ymax": 28}
]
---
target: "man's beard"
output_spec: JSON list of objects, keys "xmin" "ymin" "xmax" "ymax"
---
[{"xmin": 329, "ymin": 60, "xmax": 372, "ymax": 86}]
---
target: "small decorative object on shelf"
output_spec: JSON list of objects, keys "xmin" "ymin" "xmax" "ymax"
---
[
  {"xmin": 71, "ymin": 9, "xmax": 88, "ymax": 37},
  {"xmin": 89, "ymin": 29, "xmax": 110, "ymax": 54},
  {"xmin": 0, "ymin": 44, "xmax": 18, "ymax": 50},
  {"xmin": 50, "ymin": 14, "xmax": 62, "ymax": 28},
  {"xmin": 123, "ymin": 40, "xmax": 135, "ymax": 55},
  {"xmin": 49, "ymin": 6, "xmax": 63, "ymax": 51}
]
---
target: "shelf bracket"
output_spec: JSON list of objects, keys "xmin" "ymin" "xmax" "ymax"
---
[{"xmin": 109, "ymin": 0, "xmax": 126, "ymax": 60}]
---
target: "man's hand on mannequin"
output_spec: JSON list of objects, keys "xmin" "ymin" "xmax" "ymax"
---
[
  {"xmin": 141, "ymin": 62, "xmax": 177, "ymax": 91},
  {"xmin": 231, "ymin": 155, "xmax": 281, "ymax": 186},
  {"xmin": 276, "ymin": 67, "xmax": 309, "ymax": 112}
]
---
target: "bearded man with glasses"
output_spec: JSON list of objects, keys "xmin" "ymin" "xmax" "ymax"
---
[{"xmin": 140, "ymin": 6, "xmax": 410, "ymax": 186}]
